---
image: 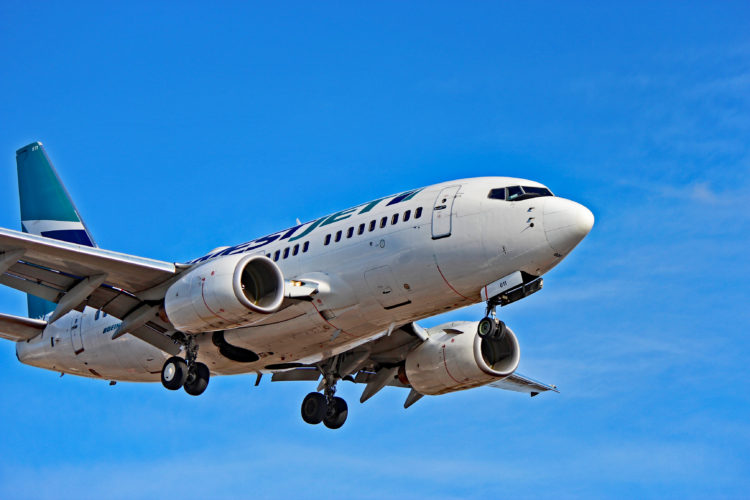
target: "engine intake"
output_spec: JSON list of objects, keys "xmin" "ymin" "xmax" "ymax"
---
[
  {"xmin": 164, "ymin": 254, "xmax": 284, "ymax": 333},
  {"xmin": 403, "ymin": 321, "xmax": 520, "ymax": 395}
]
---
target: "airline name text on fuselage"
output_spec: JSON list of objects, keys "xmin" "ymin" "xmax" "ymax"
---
[{"xmin": 190, "ymin": 188, "xmax": 424, "ymax": 264}]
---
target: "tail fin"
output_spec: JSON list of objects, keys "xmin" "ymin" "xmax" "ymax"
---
[{"xmin": 15, "ymin": 142, "xmax": 97, "ymax": 318}]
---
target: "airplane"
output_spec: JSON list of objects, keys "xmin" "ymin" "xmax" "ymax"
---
[{"xmin": 0, "ymin": 141, "xmax": 593, "ymax": 429}]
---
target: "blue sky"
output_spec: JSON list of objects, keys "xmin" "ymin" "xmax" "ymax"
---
[{"xmin": 1, "ymin": 2, "xmax": 748, "ymax": 498}]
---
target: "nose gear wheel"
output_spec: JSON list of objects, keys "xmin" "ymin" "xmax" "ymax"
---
[{"xmin": 479, "ymin": 296, "xmax": 507, "ymax": 340}]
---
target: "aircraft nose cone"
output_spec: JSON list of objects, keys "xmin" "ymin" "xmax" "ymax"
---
[{"xmin": 543, "ymin": 197, "xmax": 594, "ymax": 254}]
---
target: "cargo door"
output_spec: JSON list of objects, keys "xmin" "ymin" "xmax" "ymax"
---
[{"xmin": 364, "ymin": 266, "xmax": 411, "ymax": 310}]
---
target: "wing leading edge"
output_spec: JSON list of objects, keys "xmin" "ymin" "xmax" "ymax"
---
[{"xmin": 0, "ymin": 227, "xmax": 182, "ymax": 354}]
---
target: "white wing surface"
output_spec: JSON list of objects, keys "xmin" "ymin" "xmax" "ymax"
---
[
  {"xmin": 0, "ymin": 227, "xmax": 182, "ymax": 354},
  {"xmin": 0, "ymin": 312, "xmax": 46, "ymax": 341}
]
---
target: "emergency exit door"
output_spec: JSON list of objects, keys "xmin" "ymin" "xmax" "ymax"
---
[{"xmin": 70, "ymin": 316, "xmax": 84, "ymax": 355}]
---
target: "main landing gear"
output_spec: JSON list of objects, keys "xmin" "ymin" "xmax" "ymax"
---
[
  {"xmin": 160, "ymin": 334, "xmax": 210, "ymax": 396},
  {"xmin": 477, "ymin": 297, "xmax": 508, "ymax": 341},
  {"xmin": 300, "ymin": 364, "xmax": 348, "ymax": 429}
]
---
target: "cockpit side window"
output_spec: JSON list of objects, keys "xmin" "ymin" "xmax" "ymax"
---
[
  {"xmin": 487, "ymin": 188, "xmax": 506, "ymax": 200},
  {"xmin": 489, "ymin": 185, "xmax": 554, "ymax": 202}
]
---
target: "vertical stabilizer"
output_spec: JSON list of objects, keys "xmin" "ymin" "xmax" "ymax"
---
[{"xmin": 15, "ymin": 142, "xmax": 97, "ymax": 318}]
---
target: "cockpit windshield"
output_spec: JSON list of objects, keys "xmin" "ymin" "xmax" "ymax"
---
[{"xmin": 487, "ymin": 185, "xmax": 554, "ymax": 201}]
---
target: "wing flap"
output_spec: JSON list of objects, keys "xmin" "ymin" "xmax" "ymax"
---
[
  {"xmin": 0, "ymin": 273, "xmax": 63, "ymax": 303},
  {"xmin": 271, "ymin": 368, "xmax": 321, "ymax": 382},
  {"xmin": 488, "ymin": 373, "xmax": 559, "ymax": 395},
  {"xmin": 129, "ymin": 323, "xmax": 181, "ymax": 355},
  {"xmin": 0, "ymin": 312, "xmax": 46, "ymax": 341}
]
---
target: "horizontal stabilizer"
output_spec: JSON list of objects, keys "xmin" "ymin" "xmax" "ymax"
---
[
  {"xmin": 0, "ymin": 312, "xmax": 46, "ymax": 342},
  {"xmin": 488, "ymin": 373, "xmax": 559, "ymax": 396}
]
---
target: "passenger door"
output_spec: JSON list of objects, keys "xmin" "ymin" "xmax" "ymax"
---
[{"xmin": 431, "ymin": 185, "xmax": 461, "ymax": 239}]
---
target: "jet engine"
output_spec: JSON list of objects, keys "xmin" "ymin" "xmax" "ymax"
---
[
  {"xmin": 164, "ymin": 253, "xmax": 284, "ymax": 333},
  {"xmin": 402, "ymin": 321, "xmax": 520, "ymax": 395}
]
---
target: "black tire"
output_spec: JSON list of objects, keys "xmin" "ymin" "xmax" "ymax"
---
[
  {"xmin": 301, "ymin": 392, "xmax": 327, "ymax": 425},
  {"xmin": 161, "ymin": 356, "xmax": 189, "ymax": 390},
  {"xmin": 477, "ymin": 317, "xmax": 497, "ymax": 338},
  {"xmin": 494, "ymin": 320, "xmax": 507, "ymax": 340},
  {"xmin": 323, "ymin": 397, "xmax": 348, "ymax": 430},
  {"xmin": 184, "ymin": 362, "xmax": 210, "ymax": 396}
]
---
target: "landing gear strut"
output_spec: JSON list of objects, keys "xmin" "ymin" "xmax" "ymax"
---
[
  {"xmin": 160, "ymin": 333, "xmax": 210, "ymax": 396},
  {"xmin": 300, "ymin": 362, "xmax": 349, "ymax": 429},
  {"xmin": 478, "ymin": 297, "xmax": 507, "ymax": 340}
]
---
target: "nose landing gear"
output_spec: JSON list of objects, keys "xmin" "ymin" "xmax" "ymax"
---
[
  {"xmin": 478, "ymin": 298, "xmax": 507, "ymax": 341},
  {"xmin": 160, "ymin": 333, "xmax": 210, "ymax": 396}
]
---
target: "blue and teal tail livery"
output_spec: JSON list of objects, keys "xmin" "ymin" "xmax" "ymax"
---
[
  {"xmin": 16, "ymin": 142, "xmax": 96, "ymax": 247},
  {"xmin": 16, "ymin": 142, "xmax": 97, "ymax": 318}
]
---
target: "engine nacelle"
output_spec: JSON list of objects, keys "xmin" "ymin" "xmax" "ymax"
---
[
  {"xmin": 403, "ymin": 321, "xmax": 520, "ymax": 395},
  {"xmin": 164, "ymin": 254, "xmax": 284, "ymax": 333}
]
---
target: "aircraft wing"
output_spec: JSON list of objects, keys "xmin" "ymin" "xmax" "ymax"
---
[
  {"xmin": 488, "ymin": 373, "xmax": 559, "ymax": 396},
  {"xmin": 0, "ymin": 227, "xmax": 176, "ymax": 292},
  {"xmin": 0, "ymin": 312, "xmax": 46, "ymax": 341},
  {"xmin": 269, "ymin": 323, "xmax": 558, "ymax": 407},
  {"xmin": 0, "ymin": 227, "xmax": 182, "ymax": 354}
]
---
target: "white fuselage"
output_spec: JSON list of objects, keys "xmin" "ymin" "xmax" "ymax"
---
[{"xmin": 16, "ymin": 177, "xmax": 593, "ymax": 382}]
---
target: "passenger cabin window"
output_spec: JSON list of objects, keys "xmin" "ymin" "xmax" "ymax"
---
[
  {"xmin": 404, "ymin": 210, "xmax": 411, "ymax": 222},
  {"xmin": 335, "ymin": 230, "xmax": 342, "ymax": 242},
  {"xmin": 380, "ymin": 217, "xmax": 387, "ymax": 229},
  {"xmin": 283, "ymin": 247, "xmax": 290, "ymax": 259},
  {"xmin": 415, "ymin": 207, "xmax": 423, "ymax": 218},
  {"xmin": 273, "ymin": 250, "xmax": 280, "ymax": 261},
  {"xmin": 489, "ymin": 185, "xmax": 554, "ymax": 202},
  {"xmin": 369, "ymin": 220, "xmax": 376, "ymax": 232},
  {"xmin": 347, "ymin": 227, "xmax": 354, "ymax": 238},
  {"xmin": 303, "ymin": 242, "xmax": 309, "ymax": 252},
  {"xmin": 292, "ymin": 244, "xmax": 299, "ymax": 256},
  {"xmin": 358, "ymin": 223, "xmax": 365, "ymax": 235},
  {"xmin": 391, "ymin": 213, "xmax": 399, "ymax": 225}
]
